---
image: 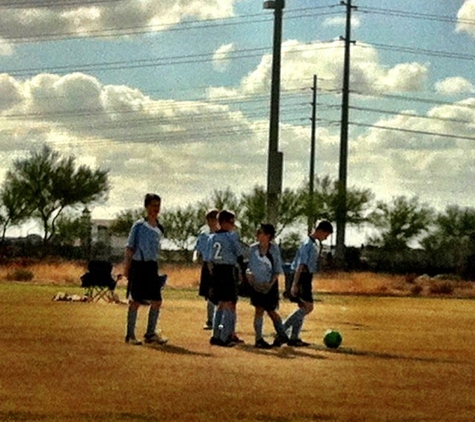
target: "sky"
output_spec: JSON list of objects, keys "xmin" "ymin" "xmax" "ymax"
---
[{"xmin": 0, "ymin": 0, "xmax": 474, "ymax": 244}]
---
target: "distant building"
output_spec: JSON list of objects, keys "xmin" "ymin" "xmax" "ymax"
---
[{"xmin": 90, "ymin": 219, "xmax": 127, "ymax": 262}]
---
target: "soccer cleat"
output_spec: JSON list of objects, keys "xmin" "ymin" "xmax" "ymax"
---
[
  {"xmin": 272, "ymin": 334, "xmax": 289, "ymax": 348},
  {"xmin": 219, "ymin": 339, "xmax": 236, "ymax": 348},
  {"xmin": 230, "ymin": 334, "xmax": 244, "ymax": 344},
  {"xmin": 210, "ymin": 337, "xmax": 235, "ymax": 347},
  {"xmin": 203, "ymin": 322, "xmax": 213, "ymax": 330},
  {"xmin": 125, "ymin": 336, "xmax": 142, "ymax": 346},
  {"xmin": 287, "ymin": 338, "xmax": 311, "ymax": 347},
  {"xmin": 144, "ymin": 333, "xmax": 168, "ymax": 345},
  {"xmin": 255, "ymin": 338, "xmax": 273, "ymax": 349},
  {"xmin": 209, "ymin": 336, "xmax": 221, "ymax": 345}
]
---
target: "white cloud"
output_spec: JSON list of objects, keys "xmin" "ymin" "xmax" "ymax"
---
[
  {"xmin": 435, "ymin": 76, "xmax": 474, "ymax": 94},
  {"xmin": 0, "ymin": 38, "xmax": 13, "ymax": 55},
  {"xmin": 457, "ymin": 0, "xmax": 475, "ymax": 37},
  {"xmin": 323, "ymin": 16, "xmax": 361, "ymax": 28},
  {"xmin": 0, "ymin": 0, "xmax": 236, "ymax": 42},
  {"xmin": 351, "ymin": 100, "xmax": 475, "ymax": 208},
  {"xmin": 206, "ymin": 86, "xmax": 240, "ymax": 100},
  {"xmin": 0, "ymin": 71, "xmax": 275, "ymax": 213},
  {"xmin": 0, "ymin": 74, "xmax": 23, "ymax": 111},
  {"xmin": 0, "ymin": 63, "xmax": 473, "ymax": 227},
  {"xmin": 212, "ymin": 43, "xmax": 235, "ymax": 72},
  {"xmin": 234, "ymin": 40, "xmax": 428, "ymax": 96}
]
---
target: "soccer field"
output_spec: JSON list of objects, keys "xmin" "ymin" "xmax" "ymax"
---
[{"xmin": 1, "ymin": 283, "xmax": 475, "ymax": 421}]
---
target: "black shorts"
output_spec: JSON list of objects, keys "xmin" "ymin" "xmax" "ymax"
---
[
  {"xmin": 211, "ymin": 264, "xmax": 238, "ymax": 303},
  {"xmin": 127, "ymin": 260, "xmax": 163, "ymax": 302},
  {"xmin": 250, "ymin": 282, "xmax": 279, "ymax": 312},
  {"xmin": 289, "ymin": 271, "xmax": 314, "ymax": 304},
  {"xmin": 198, "ymin": 262, "xmax": 212, "ymax": 298}
]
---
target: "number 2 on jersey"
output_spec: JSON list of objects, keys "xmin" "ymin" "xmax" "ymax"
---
[{"xmin": 213, "ymin": 241, "xmax": 223, "ymax": 261}]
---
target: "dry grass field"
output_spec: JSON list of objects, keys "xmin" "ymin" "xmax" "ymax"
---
[{"xmin": 1, "ymin": 263, "xmax": 475, "ymax": 421}]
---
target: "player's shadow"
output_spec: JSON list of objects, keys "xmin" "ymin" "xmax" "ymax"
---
[
  {"xmin": 145, "ymin": 343, "xmax": 213, "ymax": 357},
  {"xmin": 238, "ymin": 343, "xmax": 327, "ymax": 360},
  {"xmin": 310, "ymin": 345, "xmax": 457, "ymax": 364}
]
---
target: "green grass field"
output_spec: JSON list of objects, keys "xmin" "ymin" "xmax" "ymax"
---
[{"xmin": 1, "ymin": 283, "xmax": 475, "ymax": 421}]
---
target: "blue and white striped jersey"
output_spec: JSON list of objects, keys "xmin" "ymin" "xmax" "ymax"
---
[
  {"xmin": 290, "ymin": 236, "xmax": 321, "ymax": 274},
  {"xmin": 248, "ymin": 242, "xmax": 283, "ymax": 284},
  {"xmin": 205, "ymin": 230, "xmax": 242, "ymax": 265},
  {"xmin": 126, "ymin": 219, "xmax": 164, "ymax": 262}
]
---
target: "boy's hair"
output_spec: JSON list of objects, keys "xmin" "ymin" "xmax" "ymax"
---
[
  {"xmin": 144, "ymin": 193, "xmax": 161, "ymax": 207},
  {"xmin": 205, "ymin": 209, "xmax": 219, "ymax": 220},
  {"xmin": 218, "ymin": 210, "xmax": 235, "ymax": 224},
  {"xmin": 316, "ymin": 220, "xmax": 333, "ymax": 234},
  {"xmin": 259, "ymin": 223, "xmax": 276, "ymax": 239}
]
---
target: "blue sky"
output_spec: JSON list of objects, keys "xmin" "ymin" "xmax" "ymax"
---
[{"xmin": 0, "ymin": 0, "xmax": 474, "ymax": 244}]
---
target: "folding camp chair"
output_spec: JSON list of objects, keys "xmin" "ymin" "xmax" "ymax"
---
[{"xmin": 80, "ymin": 260, "xmax": 117, "ymax": 302}]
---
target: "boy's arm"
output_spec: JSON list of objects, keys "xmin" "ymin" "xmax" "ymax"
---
[
  {"xmin": 192, "ymin": 250, "xmax": 200, "ymax": 263},
  {"xmin": 123, "ymin": 247, "xmax": 134, "ymax": 278},
  {"xmin": 237, "ymin": 254, "xmax": 247, "ymax": 278},
  {"xmin": 291, "ymin": 264, "xmax": 306, "ymax": 297}
]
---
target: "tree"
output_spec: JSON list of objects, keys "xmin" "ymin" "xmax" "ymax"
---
[
  {"xmin": 0, "ymin": 183, "xmax": 33, "ymax": 243},
  {"xmin": 204, "ymin": 186, "xmax": 304, "ymax": 244},
  {"xmin": 238, "ymin": 186, "xmax": 267, "ymax": 243},
  {"xmin": 369, "ymin": 196, "xmax": 434, "ymax": 250},
  {"xmin": 3, "ymin": 145, "xmax": 109, "ymax": 244},
  {"xmin": 235, "ymin": 187, "xmax": 303, "ymax": 247},
  {"xmin": 109, "ymin": 208, "xmax": 144, "ymax": 237},
  {"xmin": 421, "ymin": 205, "xmax": 475, "ymax": 276},
  {"xmin": 198, "ymin": 188, "xmax": 241, "ymax": 216},
  {"xmin": 53, "ymin": 212, "xmax": 85, "ymax": 246},
  {"xmin": 160, "ymin": 205, "xmax": 202, "ymax": 259},
  {"xmin": 300, "ymin": 175, "xmax": 374, "ymax": 226}
]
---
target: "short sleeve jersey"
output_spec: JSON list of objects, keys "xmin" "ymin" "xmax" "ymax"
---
[
  {"xmin": 205, "ymin": 230, "xmax": 242, "ymax": 265},
  {"xmin": 290, "ymin": 236, "xmax": 321, "ymax": 274},
  {"xmin": 194, "ymin": 228, "xmax": 211, "ymax": 261},
  {"xmin": 248, "ymin": 242, "xmax": 283, "ymax": 283},
  {"xmin": 126, "ymin": 219, "xmax": 164, "ymax": 262}
]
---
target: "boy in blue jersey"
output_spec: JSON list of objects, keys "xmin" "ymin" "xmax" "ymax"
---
[
  {"xmin": 284, "ymin": 220, "xmax": 333, "ymax": 347},
  {"xmin": 124, "ymin": 193, "xmax": 168, "ymax": 346},
  {"xmin": 247, "ymin": 224, "xmax": 288, "ymax": 349},
  {"xmin": 193, "ymin": 209, "xmax": 219, "ymax": 330},
  {"xmin": 206, "ymin": 210, "xmax": 245, "ymax": 347}
]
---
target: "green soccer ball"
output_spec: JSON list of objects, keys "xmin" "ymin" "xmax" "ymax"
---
[{"xmin": 323, "ymin": 329, "xmax": 342, "ymax": 349}]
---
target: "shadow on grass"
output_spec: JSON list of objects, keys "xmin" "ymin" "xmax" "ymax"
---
[
  {"xmin": 0, "ymin": 411, "xmax": 159, "ymax": 421},
  {"xmin": 237, "ymin": 343, "xmax": 327, "ymax": 360},
  {"xmin": 310, "ymin": 344, "xmax": 458, "ymax": 364},
  {"xmin": 145, "ymin": 343, "xmax": 213, "ymax": 357}
]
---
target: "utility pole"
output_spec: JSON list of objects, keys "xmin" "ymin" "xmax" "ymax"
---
[
  {"xmin": 335, "ymin": 0, "xmax": 356, "ymax": 268},
  {"xmin": 264, "ymin": 0, "xmax": 284, "ymax": 226},
  {"xmin": 308, "ymin": 74, "xmax": 317, "ymax": 233}
]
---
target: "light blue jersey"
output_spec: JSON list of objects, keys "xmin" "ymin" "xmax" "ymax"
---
[
  {"xmin": 206, "ymin": 230, "xmax": 242, "ymax": 265},
  {"xmin": 194, "ymin": 228, "xmax": 211, "ymax": 260},
  {"xmin": 248, "ymin": 242, "xmax": 283, "ymax": 283},
  {"xmin": 127, "ymin": 219, "xmax": 164, "ymax": 261},
  {"xmin": 291, "ymin": 236, "xmax": 321, "ymax": 274}
]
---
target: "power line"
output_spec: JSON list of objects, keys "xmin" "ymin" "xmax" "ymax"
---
[
  {"xmin": 0, "ymin": 0, "xmax": 125, "ymax": 8},
  {"xmin": 351, "ymin": 90, "xmax": 475, "ymax": 109},
  {"xmin": 358, "ymin": 6, "xmax": 475, "ymax": 27},
  {"xmin": 348, "ymin": 121, "xmax": 475, "ymax": 142},
  {"xmin": 4, "ymin": 41, "xmax": 342, "ymax": 77},
  {"xmin": 348, "ymin": 105, "xmax": 475, "ymax": 126},
  {"xmin": 359, "ymin": 42, "xmax": 475, "ymax": 62},
  {"xmin": 0, "ymin": 7, "xmax": 341, "ymax": 43}
]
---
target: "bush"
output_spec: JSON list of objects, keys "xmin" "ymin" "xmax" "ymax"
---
[
  {"xmin": 429, "ymin": 281, "xmax": 454, "ymax": 295},
  {"xmin": 6, "ymin": 268, "xmax": 35, "ymax": 282},
  {"xmin": 410, "ymin": 284, "xmax": 423, "ymax": 296}
]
